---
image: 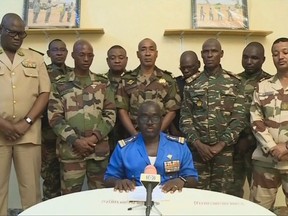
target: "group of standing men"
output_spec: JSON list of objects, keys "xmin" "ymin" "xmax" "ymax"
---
[{"xmin": 0, "ymin": 12, "xmax": 288, "ymax": 215}]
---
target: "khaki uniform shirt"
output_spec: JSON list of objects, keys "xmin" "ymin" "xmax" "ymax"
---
[{"xmin": 0, "ymin": 48, "xmax": 51, "ymax": 145}]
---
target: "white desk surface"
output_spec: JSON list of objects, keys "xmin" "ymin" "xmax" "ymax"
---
[{"xmin": 20, "ymin": 187, "xmax": 275, "ymax": 216}]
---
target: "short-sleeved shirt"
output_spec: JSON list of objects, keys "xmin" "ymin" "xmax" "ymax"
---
[
  {"xmin": 0, "ymin": 48, "xmax": 51, "ymax": 145},
  {"xmin": 104, "ymin": 132, "xmax": 198, "ymax": 185}
]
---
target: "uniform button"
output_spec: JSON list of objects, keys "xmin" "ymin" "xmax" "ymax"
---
[
  {"xmin": 12, "ymin": 115, "xmax": 16, "ymax": 119},
  {"xmin": 12, "ymin": 85, "xmax": 16, "ymax": 89},
  {"xmin": 13, "ymin": 101, "xmax": 16, "ymax": 104},
  {"xmin": 11, "ymin": 72, "xmax": 15, "ymax": 76}
]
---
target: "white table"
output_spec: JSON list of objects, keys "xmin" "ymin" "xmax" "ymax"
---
[{"xmin": 20, "ymin": 187, "xmax": 275, "ymax": 216}]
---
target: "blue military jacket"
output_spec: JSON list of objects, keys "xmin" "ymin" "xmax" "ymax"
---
[{"xmin": 104, "ymin": 132, "xmax": 198, "ymax": 185}]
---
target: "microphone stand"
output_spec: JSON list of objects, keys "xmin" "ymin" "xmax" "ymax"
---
[
  {"xmin": 128, "ymin": 201, "xmax": 162, "ymax": 216},
  {"xmin": 145, "ymin": 184, "xmax": 152, "ymax": 216},
  {"xmin": 127, "ymin": 185, "xmax": 162, "ymax": 216}
]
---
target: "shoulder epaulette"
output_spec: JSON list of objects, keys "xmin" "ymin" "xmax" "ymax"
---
[
  {"xmin": 223, "ymin": 70, "xmax": 241, "ymax": 81},
  {"xmin": 166, "ymin": 135, "xmax": 186, "ymax": 144},
  {"xmin": 162, "ymin": 70, "xmax": 172, "ymax": 75},
  {"xmin": 185, "ymin": 72, "xmax": 201, "ymax": 84},
  {"xmin": 118, "ymin": 135, "xmax": 137, "ymax": 148},
  {"xmin": 97, "ymin": 73, "xmax": 108, "ymax": 80},
  {"xmin": 54, "ymin": 74, "xmax": 67, "ymax": 82},
  {"xmin": 123, "ymin": 70, "xmax": 134, "ymax": 75}
]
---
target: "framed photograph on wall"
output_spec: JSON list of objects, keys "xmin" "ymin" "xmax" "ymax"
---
[
  {"xmin": 23, "ymin": 0, "xmax": 81, "ymax": 29},
  {"xmin": 192, "ymin": 0, "xmax": 248, "ymax": 29}
]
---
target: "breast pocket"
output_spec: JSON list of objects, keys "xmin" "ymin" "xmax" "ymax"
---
[
  {"xmin": 23, "ymin": 68, "xmax": 39, "ymax": 90},
  {"xmin": 220, "ymin": 89, "xmax": 236, "ymax": 113},
  {"xmin": 188, "ymin": 91, "xmax": 206, "ymax": 112}
]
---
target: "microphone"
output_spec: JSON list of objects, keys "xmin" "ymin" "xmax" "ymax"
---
[{"xmin": 140, "ymin": 165, "xmax": 161, "ymax": 216}]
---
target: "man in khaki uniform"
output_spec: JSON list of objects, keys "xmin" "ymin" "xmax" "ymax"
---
[{"xmin": 0, "ymin": 13, "xmax": 50, "ymax": 215}]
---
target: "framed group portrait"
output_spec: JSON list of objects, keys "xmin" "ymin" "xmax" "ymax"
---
[
  {"xmin": 192, "ymin": 0, "xmax": 249, "ymax": 29},
  {"xmin": 23, "ymin": 0, "xmax": 81, "ymax": 29}
]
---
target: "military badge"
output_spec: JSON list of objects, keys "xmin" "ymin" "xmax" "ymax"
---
[
  {"xmin": 17, "ymin": 50, "xmax": 24, "ymax": 56},
  {"xmin": 164, "ymin": 160, "xmax": 180, "ymax": 173},
  {"xmin": 281, "ymin": 102, "xmax": 288, "ymax": 110},
  {"xmin": 127, "ymin": 80, "xmax": 134, "ymax": 85},
  {"xmin": 167, "ymin": 154, "xmax": 172, "ymax": 160},
  {"xmin": 158, "ymin": 78, "xmax": 167, "ymax": 86},
  {"xmin": 196, "ymin": 100, "xmax": 202, "ymax": 107}
]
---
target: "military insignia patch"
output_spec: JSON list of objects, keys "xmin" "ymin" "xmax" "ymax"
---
[
  {"xmin": 196, "ymin": 100, "xmax": 202, "ymax": 107},
  {"xmin": 158, "ymin": 78, "xmax": 167, "ymax": 86},
  {"xmin": 118, "ymin": 135, "xmax": 137, "ymax": 148},
  {"xmin": 127, "ymin": 80, "xmax": 134, "ymax": 85},
  {"xmin": 167, "ymin": 135, "xmax": 185, "ymax": 144},
  {"xmin": 17, "ymin": 50, "xmax": 24, "ymax": 56},
  {"xmin": 281, "ymin": 102, "xmax": 288, "ymax": 110}
]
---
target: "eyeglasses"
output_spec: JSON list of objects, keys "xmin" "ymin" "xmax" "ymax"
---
[
  {"xmin": 139, "ymin": 115, "xmax": 161, "ymax": 124},
  {"xmin": 2, "ymin": 26, "xmax": 27, "ymax": 39},
  {"xmin": 179, "ymin": 65, "xmax": 198, "ymax": 71}
]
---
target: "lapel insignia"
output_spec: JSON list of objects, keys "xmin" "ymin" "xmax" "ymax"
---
[{"xmin": 17, "ymin": 50, "xmax": 24, "ymax": 56}]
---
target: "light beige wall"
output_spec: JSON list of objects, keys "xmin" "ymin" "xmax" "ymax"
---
[{"xmin": 0, "ymin": 0, "xmax": 287, "ymax": 208}]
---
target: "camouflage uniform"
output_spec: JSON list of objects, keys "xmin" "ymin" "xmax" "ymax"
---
[
  {"xmin": 180, "ymin": 67, "xmax": 246, "ymax": 193},
  {"xmin": 228, "ymin": 70, "xmax": 271, "ymax": 198},
  {"xmin": 250, "ymin": 75, "xmax": 288, "ymax": 209},
  {"xmin": 41, "ymin": 63, "xmax": 73, "ymax": 200},
  {"xmin": 48, "ymin": 71, "xmax": 116, "ymax": 194},
  {"xmin": 116, "ymin": 66, "xmax": 181, "ymax": 131},
  {"xmin": 106, "ymin": 70, "xmax": 128, "ymax": 153}
]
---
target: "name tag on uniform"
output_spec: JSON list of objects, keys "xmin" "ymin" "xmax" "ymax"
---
[{"xmin": 164, "ymin": 160, "xmax": 180, "ymax": 173}]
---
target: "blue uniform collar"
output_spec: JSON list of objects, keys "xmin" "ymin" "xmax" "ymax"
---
[{"xmin": 136, "ymin": 132, "xmax": 166, "ymax": 168}]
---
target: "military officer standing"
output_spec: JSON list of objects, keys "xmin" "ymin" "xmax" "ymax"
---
[
  {"xmin": 105, "ymin": 45, "xmax": 128, "ymax": 152},
  {"xmin": 48, "ymin": 39, "xmax": 116, "ymax": 194},
  {"xmin": 41, "ymin": 39, "xmax": 73, "ymax": 200},
  {"xmin": 250, "ymin": 37, "xmax": 288, "ymax": 210},
  {"xmin": 169, "ymin": 50, "xmax": 201, "ymax": 137},
  {"xmin": 116, "ymin": 38, "xmax": 181, "ymax": 137},
  {"xmin": 180, "ymin": 38, "xmax": 246, "ymax": 194},
  {"xmin": 0, "ymin": 13, "xmax": 50, "ymax": 215},
  {"xmin": 228, "ymin": 42, "xmax": 271, "ymax": 198}
]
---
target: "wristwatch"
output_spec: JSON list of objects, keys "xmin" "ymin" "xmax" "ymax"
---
[
  {"xmin": 179, "ymin": 176, "xmax": 187, "ymax": 185},
  {"xmin": 24, "ymin": 116, "xmax": 33, "ymax": 125}
]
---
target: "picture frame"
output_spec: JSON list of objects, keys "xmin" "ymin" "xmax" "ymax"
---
[
  {"xmin": 192, "ymin": 0, "xmax": 248, "ymax": 29},
  {"xmin": 23, "ymin": 0, "xmax": 81, "ymax": 29}
]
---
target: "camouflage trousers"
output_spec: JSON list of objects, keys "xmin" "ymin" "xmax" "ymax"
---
[
  {"xmin": 60, "ymin": 157, "xmax": 109, "ymax": 195},
  {"xmin": 192, "ymin": 146, "xmax": 233, "ymax": 193},
  {"xmin": 250, "ymin": 160, "xmax": 288, "ymax": 210},
  {"xmin": 227, "ymin": 147, "xmax": 254, "ymax": 198},
  {"xmin": 41, "ymin": 137, "xmax": 61, "ymax": 201}
]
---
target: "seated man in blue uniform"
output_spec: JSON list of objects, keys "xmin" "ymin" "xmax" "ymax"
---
[{"xmin": 104, "ymin": 101, "xmax": 198, "ymax": 193}]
